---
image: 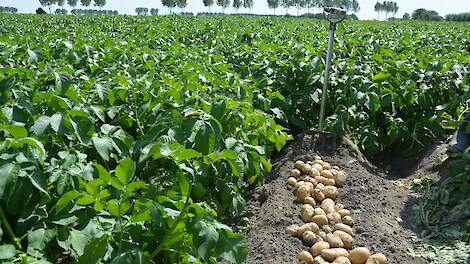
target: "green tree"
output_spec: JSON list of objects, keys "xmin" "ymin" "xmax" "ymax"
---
[
  {"xmin": 267, "ymin": 0, "xmax": 280, "ymax": 15},
  {"xmin": 243, "ymin": 0, "xmax": 253, "ymax": 13},
  {"xmin": 39, "ymin": 0, "xmax": 53, "ymax": 13},
  {"xmin": 162, "ymin": 0, "xmax": 177, "ymax": 13},
  {"xmin": 81, "ymin": 0, "xmax": 92, "ymax": 7},
  {"xmin": 233, "ymin": 0, "xmax": 242, "ymax": 12},
  {"xmin": 67, "ymin": 0, "xmax": 78, "ymax": 7},
  {"xmin": 203, "ymin": 0, "xmax": 215, "ymax": 12},
  {"xmin": 150, "ymin": 8, "xmax": 159, "ymax": 15},
  {"xmin": 374, "ymin": 1, "xmax": 382, "ymax": 20},
  {"xmin": 176, "ymin": 0, "xmax": 187, "ymax": 11},
  {"xmin": 94, "ymin": 0, "xmax": 105, "ymax": 10},
  {"xmin": 281, "ymin": 0, "xmax": 293, "ymax": 15},
  {"xmin": 217, "ymin": 0, "xmax": 230, "ymax": 13},
  {"xmin": 402, "ymin": 12, "xmax": 410, "ymax": 20}
]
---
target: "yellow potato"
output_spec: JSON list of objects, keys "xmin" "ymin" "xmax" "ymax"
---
[
  {"xmin": 314, "ymin": 208, "xmax": 326, "ymax": 216},
  {"xmin": 322, "ymin": 225, "xmax": 333, "ymax": 234},
  {"xmin": 295, "ymin": 160, "xmax": 305, "ymax": 169},
  {"xmin": 365, "ymin": 253, "xmax": 387, "ymax": 264},
  {"xmin": 286, "ymin": 224, "xmax": 299, "ymax": 237},
  {"xmin": 326, "ymin": 233, "xmax": 344, "ymax": 248},
  {"xmin": 304, "ymin": 197, "xmax": 317, "ymax": 207},
  {"xmin": 290, "ymin": 169, "xmax": 301, "ymax": 178},
  {"xmin": 297, "ymin": 185, "xmax": 311, "ymax": 202},
  {"xmin": 298, "ymin": 223, "xmax": 320, "ymax": 236},
  {"xmin": 314, "ymin": 155, "xmax": 322, "ymax": 161},
  {"xmin": 321, "ymin": 170, "xmax": 334, "ymax": 179},
  {"xmin": 318, "ymin": 230, "xmax": 327, "ymax": 240},
  {"xmin": 310, "ymin": 241, "xmax": 330, "ymax": 257},
  {"xmin": 313, "ymin": 255, "xmax": 329, "ymax": 264},
  {"xmin": 334, "ymin": 170, "xmax": 347, "ymax": 187},
  {"xmin": 321, "ymin": 199, "xmax": 335, "ymax": 214},
  {"xmin": 326, "ymin": 212, "xmax": 342, "ymax": 223},
  {"xmin": 309, "ymin": 168, "xmax": 321, "ymax": 177},
  {"xmin": 321, "ymin": 248, "xmax": 349, "ymax": 262},
  {"xmin": 342, "ymin": 216, "xmax": 354, "ymax": 226},
  {"xmin": 312, "ymin": 215, "xmax": 329, "ymax": 227},
  {"xmin": 295, "ymin": 180, "xmax": 305, "ymax": 189},
  {"xmin": 299, "ymin": 250, "xmax": 314, "ymax": 264},
  {"xmin": 332, "ymin": 165, "xmax": 340, "ymax": 170},
  {"xmin": 315, "ymin": 176, "xmax": 336, "ymax": 186},
  {"xmin": 349, "ymin": 247, "xmax": 371, "ymax": 264},
  {"xmin": 335, "ymin": 203, "xmax": 345, "ymax": 211},
  {"xmin": 333, "ymin": 256, "xmax": 352, "ymax": 264},
  {"xmin": 305, "ymin": 177, "xmax": 319, "ymax": 187},
  {"xmin": 333, "ymin": 230, "xmax": 353, "ymax": 249},
  {"xmin": 303, "ymin": 231, "xmax": 322, "ymax": 246},
  {"xmin": 335, "ymin": 223, "xmax": 353, "ymax": 236},
  {"xmin": 337, "ymin": 209, "xmax": 351, "ymax": 218},
  {"xmin": 321, "ymin": 186, "xmax": 339, "ymax": 199},
  {"xmin": 313, "ymin": 188, "xmax": 325, "ymax": 202},
  {"xmin": 301, "ymin": 204, "xmax": 315, "ymax": 222},
  {"xmin": 312, "ymin": 163, "xmax": 323, "ymax": 172},
  {"xmin": 287, "ymin": 177, "xmax": 297, "ymax": 186},
  {"xmin": 321, "ymin": 162, "xmax": 332, "ymax": 170}
]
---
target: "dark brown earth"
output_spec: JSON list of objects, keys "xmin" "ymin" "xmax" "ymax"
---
[{"xmin": 243, "ymin": 131, "xmax": 448, "ymax": 264}]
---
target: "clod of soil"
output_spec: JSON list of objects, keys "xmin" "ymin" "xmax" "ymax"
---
[{"xmin": 244, "ymin": 131, "xmax": 428, "ymax": 264}]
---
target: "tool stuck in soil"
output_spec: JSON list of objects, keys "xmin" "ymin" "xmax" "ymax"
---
[{"xmin": 287, "ymin": 156, "xmax": 387, "ymax": 264}]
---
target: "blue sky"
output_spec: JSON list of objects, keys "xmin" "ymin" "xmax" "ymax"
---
[{"xmin": 1, "ymin": 0, "xmax": 469, "ymax": 19}]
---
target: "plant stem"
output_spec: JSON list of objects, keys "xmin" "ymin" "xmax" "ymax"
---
[
  {"xmin": 150, "ymin": 183, "xmax": 192, "ymax": 259},
  {"xmin": 0, "ymin": 206, "xmax": 22, "ymax": 250}
]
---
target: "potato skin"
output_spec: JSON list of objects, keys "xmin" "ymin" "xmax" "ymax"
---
[
  {"xmin": 301, "ymin": 204, "xmax": 315, "ymax": 222},
  {"xmin": 299, "ymin": 250, "xmax": 314, "ymax": 264},
  {"xmin": 286, "ymin": 224, "xmax": 299, "ymax": 237},
  {"xmin": 321, "ymin": 199, "xmax": 335, "ymax": 214},
  {"xmin": 335, "ymin": 223, "xmax": 353, "ymax": 236},
  {"xmin": 333, "ymin": 256, "xmax": 352, "ymax": 264},
  {"xmin": 297, "ymin": 185, "xmax": 311, "ymax": 202},
  {"xmin": 290, "ymin": 169, "xmax": 301, "ymax": 178},
  {"xmin": 288, "ymin": 177, "xmax": 297, "ymax": 186},
  {"xmin": 312, "ymin": 215, "xmax": 329, "ymax": 227},
  {"xmin": 342, "ymin": 215, "xmax": 354, "ymax": 226},
  {"xmin": 303, "ymin": 231, "xmax": 321, "ymax": 246},
  {"xmin": 365, "ymin": 253, "xmax": 387, "ymax": 264},
  {"xmin": 304, "ymin": 196, "xmax": 317, "ymax": 207},
  {"xmin": 333, "ymin": 230, "xmax": 353, "ymax": 249},
  {"xmin": 298, "ymin": 223, "xmax": 320, "ymax": 236},
  {"xmin": 321, "ymin": 248, "xmax": 349, "ymax": 262},
  {"xmin": 349, "ymin": 247, "xmax": 371, "ymax": 264},
  {"xmin": 310, "ymin": 241, "xmax": 330, "ymax": 257},
  {"xmin": 326, "ymin": 233, "xmax": 344, "ymax": 248},
  {"xmin": 321, "ymin": 186, "xmax": 339, "ymax": 199}
]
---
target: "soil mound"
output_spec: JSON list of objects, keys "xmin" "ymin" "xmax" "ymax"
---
[{"xmin": 244, "ymin": 131, "xmax": 428, "ymax": 264}]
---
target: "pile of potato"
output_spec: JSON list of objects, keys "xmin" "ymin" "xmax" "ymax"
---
[{"xmin": 286, "ymin": 156, "xmax": 387, "ymax": 264}]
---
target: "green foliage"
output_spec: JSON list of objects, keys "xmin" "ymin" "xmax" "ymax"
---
[
  {"xmin": 0, "ymin": 14, "xmax": 291, "ymax": 263},
  {"xmin": 412, "ymin": 8, "xmax": 443, "ymax": 21},
  {"xmin": 446, "ymin": 13, "xmax": 470, "ymax": 22}
]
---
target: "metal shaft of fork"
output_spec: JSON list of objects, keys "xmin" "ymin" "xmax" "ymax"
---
[{"xmin": 318, "ymin": 22, "xmax": 337, "ymax": 131}]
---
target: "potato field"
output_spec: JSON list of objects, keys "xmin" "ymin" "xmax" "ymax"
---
[{"xmin": 0, "ymin": 14, "xmax": 469, "ymax": 264}]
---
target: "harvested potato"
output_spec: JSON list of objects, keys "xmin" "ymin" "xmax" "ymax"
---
[
  {"xmin": 322, "ymin": 225, "xmax": 333, "ymax": 233},
  {"xmin": 304, "ymin": 177, "xmax": 318, "ymax": 186},
  {"xmin": 288, "ymin": 177, "xmax": 297, "ymax": 186},
  {"xmin": 295, "ymin": 160, "xmax": 306, "ymax": 170},
  {"xmin": 301, "ymin": 204, "xmax": 315, "ymax": 222},
  {"xmin": 318, "ymin": 231, "xmax": 327, "ymax": 240},
  {"xmin": 313, "ymin": 188, "xmax": 325, "ymax": 202},
  {"xmin": 298, "ymin": 223, "xmax": 320, "ymax": 236},
  {"xmin": 326, "ymin": 212, "xmax": 342, "ymax": 223},
  {"xmin": 310, "ymin": 241, "xmax": 330, "ymax": 257},
  {"xmin": 321, "ymin": 248, "xmax": 349, "ymax": 262},
  {"xmin": 309, "ymin": 168, "xmax": 321, "ymax": 177},
  {"xmin": 321, "ymin": 170, "xmax": 334, "ymax": 179},
  {"xmin": 342, "ymin": 216, "xmax": 354, "ymax": 226},
  {"xmin": 305, "ymin": 182, "xmax": 315, "ymax": 192},
  {"xmin": 295, "ymin": 181, "xmax": 305, "ymax": 189},
  {"xmin": 307, "ymin": 161, "xmax": 314, "ymax": 165},
  {"xmin": 326, "ymin": 233, "xmax": 344, "ymax": 248},
  {"xmin": 332, "ymin": 165, "xmax": 340, "ymax": 170},
  {"xmin": 321, "ymin": 186, "xmax": 339, "ymax": 199},
  {"xmin": 312, "ymin": 163, "xmax": 323, "ymax": 172},
  {"xmin": 365, "ymin": 253, "xmax": 387, "ymax": 264},
  {"xmin": 333, "ymin": 256, "xmax": 352, "ymax": 264},
  {"xmin": 349, "ymin": 247, "xmax": 371, "ymax": 264},
  {"xmin": 304, "ymin": 197, "xmax": 317, "ymax": 207},
  {"xmin": 333, "ymin": 230, "xmax": 353, "ymax": 249},
  {"xmin": 303, "ymin": 231, "xmax": 322, "ymax": 246},
  {"xmin": 313, "ymin": 256, "xmax": 329, "ymax": 264},
  {"xmin": 314, "ymin": 155, "xmax": 322, "ymax": 161},
  {"xmin": 315, "ymin": 176, "xmax": 336, "ymax": 186},
  {"xmin": 314, "ymin": 208, "xmax": 326, "ymax": 216},
  {"xmin": 299, "ymin": 250, "xmax": 314, "ymax": 264},
  {"xmin": 297, "ymin": 185, "xmax": 311, "ymax": 202},
  {"xmin": 321, "ymin": 199, "xmax": 335, "ymax": 214},
  {"xmin": 335, "ymin": 223, "xmax": 353, "ymax": 236},
  {"xmin": 312, "ymin": 215, "xmax": 329, "ymax": 227},
  {"xmin": 321, "ymin": 162, "xmax": 332, "ymax": 170},
  {"xmin": 334, "ymin": 170, "xmax": 347, "ymax": 187},
  {"xmin": 286, "ymin": 224, "xmax": 299, "ymax": 237},
  {"xmin": 290, "ymin": 169, "xmax": 301, "ymax": 178},
  {"xmin": 335, "ymin": 203, "xmax": 345, "ymax": 211},
  {"xmin": 337, "ymin": 209, "xmax": 351, "ymax": 218}
]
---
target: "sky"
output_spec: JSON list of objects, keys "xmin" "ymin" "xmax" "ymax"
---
[{"xmin": 1, "ymin": 0, "xmax": 470, "ymax": 20}]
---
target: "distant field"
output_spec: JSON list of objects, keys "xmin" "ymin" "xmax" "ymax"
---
[{"xmin": 0, "ymin": 14, "xmax": 468, "ymax": 263}]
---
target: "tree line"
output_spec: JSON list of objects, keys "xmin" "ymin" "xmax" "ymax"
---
[
  {"xmin": 374, "ymin": 1, "xmax": 398, "ymax": 20},
  {"xmin": 38, "ymin": 0, "xmax": 106, "ymax": 13},
  {"xmin": 0, "ymin": 6, "xmax": 18, "ymax": 13},
  {"xmin": 446, "ymin": 12, "xmax": 470, "ymax": 22}
]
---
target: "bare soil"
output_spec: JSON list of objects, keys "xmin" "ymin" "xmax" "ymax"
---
[{"xmin": 243, "ymin": 131, "xmax": 448, "ymax": 264}]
